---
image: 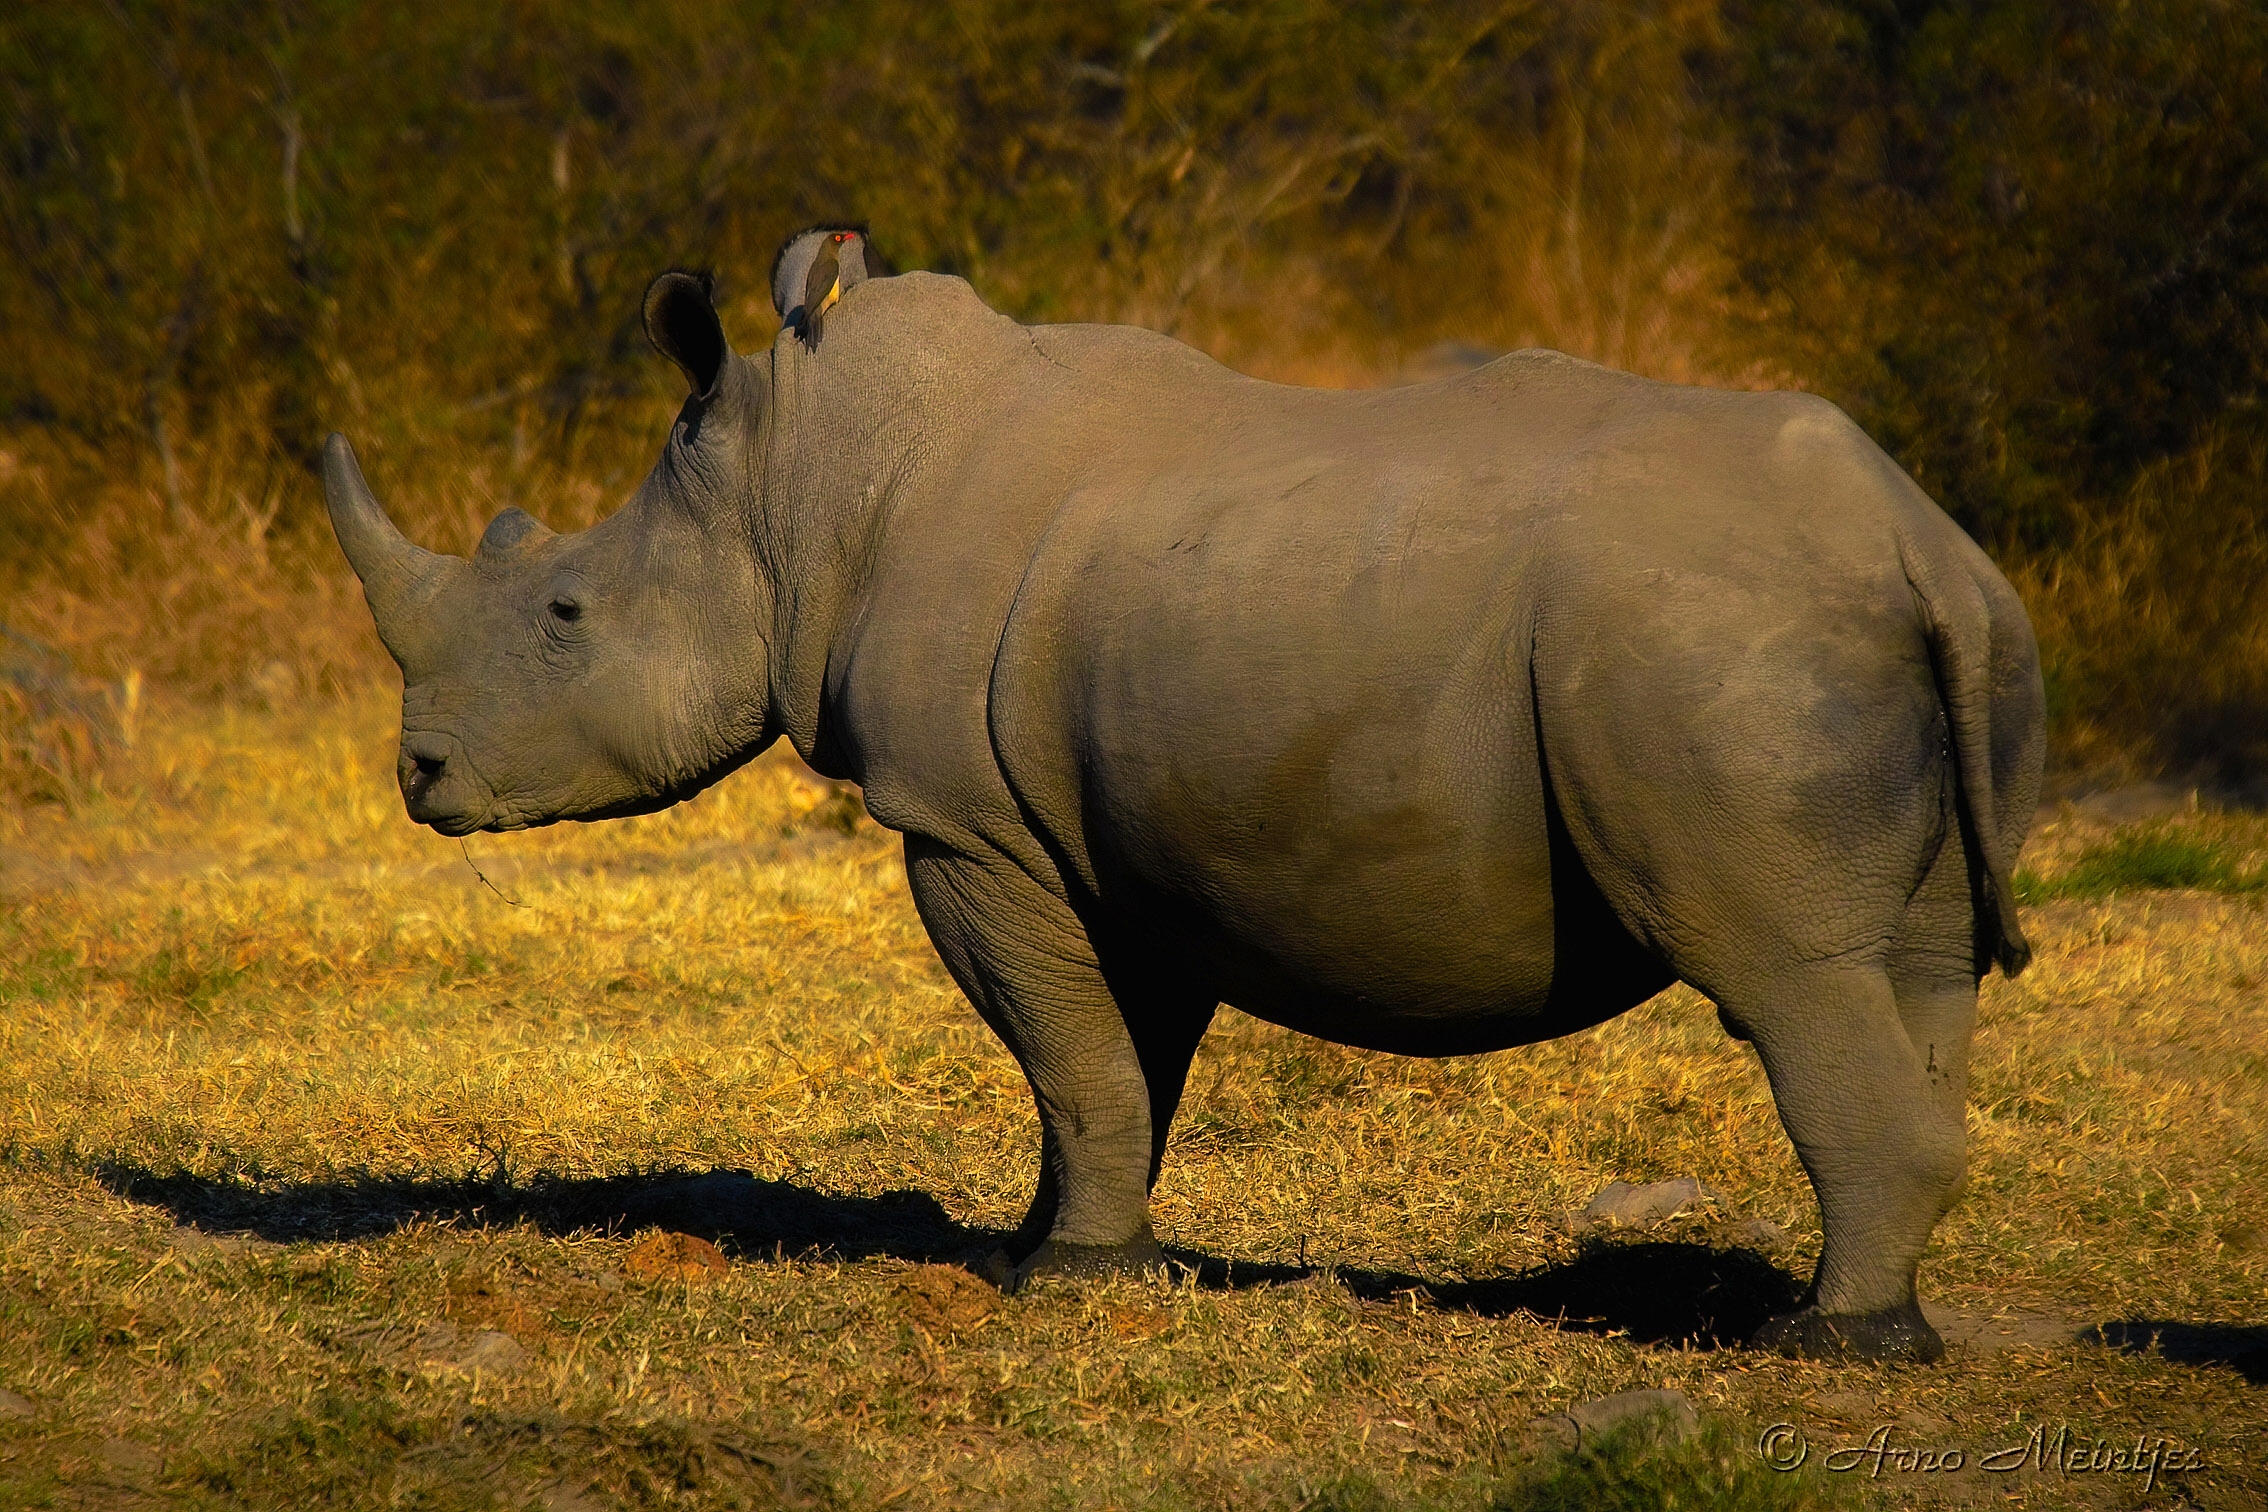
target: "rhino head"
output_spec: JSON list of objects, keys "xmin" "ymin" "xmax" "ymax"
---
[{"xmin": 326, "ymin": 272, "xmax": 775, "ymax": 835}]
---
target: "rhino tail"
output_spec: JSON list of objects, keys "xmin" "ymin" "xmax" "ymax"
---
[{"xmin": 1900, "ymin": 529, "xmax": 2039, "ymax": 978}]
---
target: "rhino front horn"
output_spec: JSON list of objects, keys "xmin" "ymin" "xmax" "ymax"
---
[{"xmin": 323, "ymin": 433, "xmax": 458, "ymax": 661}]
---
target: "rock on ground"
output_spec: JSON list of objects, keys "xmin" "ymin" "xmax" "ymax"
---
[
  {"xmin": 1578, "ymin": 1177, "xmax": 1720, "ymax": 1231},
  {"xmin": 1713, "ymin": 1216, "xmax": 1794, "ymax": 1254},
  {"xmin": 413, "ymin": 1320, "xmax": 530, "ymax": 1375}
]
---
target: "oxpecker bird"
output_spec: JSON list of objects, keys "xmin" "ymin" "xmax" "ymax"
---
[{"xmin": 771, "ymin": 226, "xmax": 871, "ymax": 350}]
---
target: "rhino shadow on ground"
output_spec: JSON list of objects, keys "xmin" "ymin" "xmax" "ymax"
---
[
  {"xmin": 106, "ymin": 1163, "xmax": 1802, "ymax": 1346},
  {"xmin": 1381, "ymin": 1242, "xmax": 1801, "ymax": 1348},
  {"xmin": 1423, "ymin": 1240, "xmax": 1807, "ymax": 1347},
  {"xmin": 97, "ymin": 1164, "xmax": 998, "ymax": 1263},
  {"xmin": 2084, "ymin": 1320, "xmax": 2268, "ymax": 1384},
  {"xmin": 1166, "ymin": 1239, "xmax": 1804, "ymax": 1349}
]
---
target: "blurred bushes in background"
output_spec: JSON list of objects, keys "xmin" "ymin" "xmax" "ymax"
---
[
  {"xmin": 1722, "ymin": 0, "xmax": 2268, "ymax": 782},
  {"xmin": 1, "ymin": 0, "xmax": 2263, "ymax": 779},
  {"xmin": 1726, "ymin": 0, "xmax": 2268, "ymax": 550}
]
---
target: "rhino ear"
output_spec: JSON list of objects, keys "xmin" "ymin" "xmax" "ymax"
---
[{"xmin": 642, "ymin": 269, "xmax": 728, "ymax": 397}]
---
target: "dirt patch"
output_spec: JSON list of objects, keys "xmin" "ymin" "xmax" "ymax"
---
[
  {"xmin": 624, "ymin": 1230, "xmax": 730, "ymax": 1284},
  {"xmin": 1924, "ymin": 1302, "xmax": 2085, "ymax": 1354},
  {"xmin": 896, "ymin": 1263, "xmax": 1001, "ymax": 1335},
  {"xmin": 1101, "ymin": 1302, "xmax": 1176, "ymax": 1341},
  {"xmin": 168, "ymin": 1224, "xmax": 279, "ymax": 1257}
]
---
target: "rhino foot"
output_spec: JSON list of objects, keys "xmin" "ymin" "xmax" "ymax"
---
[
  {"xmin": 1750, "ymin": 1299, "xmax": 1945, "ymax": 1364},
  {"xmin": 996, "ymin": 1231, "xmax": 1169, "ymax": 1294}
]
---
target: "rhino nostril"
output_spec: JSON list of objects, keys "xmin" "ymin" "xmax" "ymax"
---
[{"xmin": 403, "ymin": 737, "xmax": 451, "ymax": 795}]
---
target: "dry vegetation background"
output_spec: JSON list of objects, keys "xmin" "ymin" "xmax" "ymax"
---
[
  {"xmin": 2, "ymin": 2, "xmax": 2267, "ymax": 1508},
  {"xmin": 3, "ymin": 0, "xmax": 2267, "ymax": 781}
]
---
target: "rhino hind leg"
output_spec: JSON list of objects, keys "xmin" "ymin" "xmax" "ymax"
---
[
  {"xmin": 1730, "ymin": 955, "xmax": 1965, "ymax": 1363},
  {"xmin": 903, "ymin": 838, "xmax": 1211, "ymax": 1293},
  {"xmin": 1771, "ymin": 822, "xmax": 1983, "ymax": 1362},
  {"xmin": 1536, "ymin": 634, "xmax": 1980, "ymax": 1361},
  {"xmin": 1726, "ymin": 827, "xmax": 1984, "ymax": 1363}
]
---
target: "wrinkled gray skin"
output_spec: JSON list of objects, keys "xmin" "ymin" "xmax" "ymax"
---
[{"xmin": 327, "ymin": 265, "xmax": 2045, "ymax": 1363}]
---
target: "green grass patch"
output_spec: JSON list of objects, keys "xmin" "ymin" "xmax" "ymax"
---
[
  {"xmin": 2015, "ymin": 824, "xmax": 2268, "ymax": 903},
  {"xmin": 1496, "ymin": 1424, "xmax": 1854, "ymax": 1511}
]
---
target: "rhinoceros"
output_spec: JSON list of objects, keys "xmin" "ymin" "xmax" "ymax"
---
[{"xmin": 325, "ymin": 248, "xmax": 2044, "ymax": 1363}]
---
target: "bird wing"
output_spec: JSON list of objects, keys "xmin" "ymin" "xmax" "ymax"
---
[{"xmin": 801, "ymin": 245, "xmax": 841, "ymax": 348}]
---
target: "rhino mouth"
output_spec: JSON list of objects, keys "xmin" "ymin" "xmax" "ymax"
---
[{"xmin": 420, "ymin": 806, "xmax": 493, "ymax": 838}]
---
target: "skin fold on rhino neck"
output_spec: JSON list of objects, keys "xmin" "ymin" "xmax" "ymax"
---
[{"xmin": 749, "ymin": 281, "xmax": 1037, "ymax": 777}]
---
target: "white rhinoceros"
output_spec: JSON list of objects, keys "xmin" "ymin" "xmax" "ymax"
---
[{"xmin": 325, "ymin": 244, "xmax": 2043, "ymax": 1362}]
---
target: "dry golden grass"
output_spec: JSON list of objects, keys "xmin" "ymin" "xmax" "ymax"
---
[{"xmin": 0, "ymin": 693, "xmax": 2262, "ymax": 1509}]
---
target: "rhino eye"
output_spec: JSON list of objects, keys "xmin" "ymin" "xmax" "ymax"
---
[{"xmin": 548, "ymin": 597, "xmax": 583, "ymax": 624}]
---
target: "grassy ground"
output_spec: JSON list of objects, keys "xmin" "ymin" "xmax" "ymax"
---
[{"xmin": 0, "ymin": 693, "xmax": 2261, "ymax": 1509}]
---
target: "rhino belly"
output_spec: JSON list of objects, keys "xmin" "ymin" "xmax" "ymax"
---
[
  {"xmin": 1087, "ymin": 750, "xmax": 1671, "ymax": 1057},
  {"xmin": 1170, "ymin": 864, "xmax": 1669, "ymax": 1057}
]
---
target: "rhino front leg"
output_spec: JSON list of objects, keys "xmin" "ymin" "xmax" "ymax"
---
[
  {"xmin": 904, "ymin": 837, "xmax": 1212, "ymax": 1289},
  {"xmin": 1735, "ymin": 959, "xmax": 1966, "ymax": 1364},
  {"xmin": 999, "ymin": 992, "xmax": 1214, "ymax": 1264}
]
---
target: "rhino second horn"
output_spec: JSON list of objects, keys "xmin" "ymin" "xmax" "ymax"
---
[
  {"xmin": 323, "ymin": 433, "xmax": 460, "ymax": 657},
  {"xmin": 476, "ymin": 506, "xmax": 555, "ymax": 561}
]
